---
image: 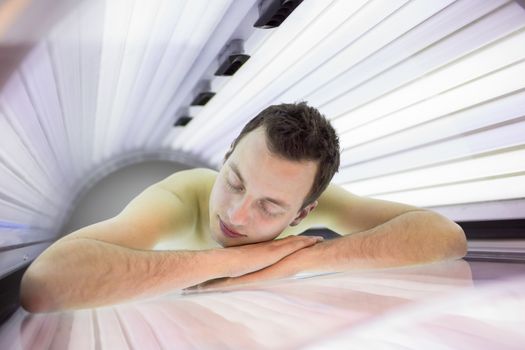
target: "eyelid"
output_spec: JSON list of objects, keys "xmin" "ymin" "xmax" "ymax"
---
[
  {"xmin": 260, "ymin": 201, "xmax": 282, "ymax": 215},
  {"xmin": 227, "ymin": 181, "xmax": 243, "ymax": 191},
  {"xmin": 261, "ymin": 206, "xmax": 277, "ymax": 216},
  {"xmin": 225, "ymin": 172, "xmax": 283, "ymax": 214}
]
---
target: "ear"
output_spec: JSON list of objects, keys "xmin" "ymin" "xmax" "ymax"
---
[{"xmin": 290, "ymin": 201, "xmax": 318, "ymax": 226}]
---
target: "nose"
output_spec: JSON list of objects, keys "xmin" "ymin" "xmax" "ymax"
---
[{"xmin": 227, "ymin": 196, "xmax": 251, "ymax": 226}]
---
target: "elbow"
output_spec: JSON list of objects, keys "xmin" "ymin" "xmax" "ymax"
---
[
  {"xmin": 20, "ymin": 266, "xmax": 59, "ymax": 314},
  {"xmin": 423, "ymin": 211, "xmax": 468, "ymax": 261},
  {"xmin": 442, "ymin": 222, "xmax": 468, "ymax": 261},
  {"xmin": 452, "ymin": 223, "xmax": 468, "ymax": 259}
]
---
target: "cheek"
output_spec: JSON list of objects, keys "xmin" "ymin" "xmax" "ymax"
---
[
  {"xmin": 254, "ymin": 216, "xmax": 291, "ymax": 240},
  {"xmin": 210, "ymin": 186, "xmax": 230, "ymax": 213},
  {"xmin": 209, "ymin": 185, "xmax": 219, "ymax": 211}
]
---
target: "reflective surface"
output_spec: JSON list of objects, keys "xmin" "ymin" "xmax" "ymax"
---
[{"xmin": 1, "ymin": 260, "xmax": 524, "ymax": 349}]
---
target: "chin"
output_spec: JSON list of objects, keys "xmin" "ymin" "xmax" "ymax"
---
[
  {"xmin": 209, "ymin": 228, "xmax": 225, "ymax": 247},
  {"xmin": 210, "ymin": 224, "xmax": 231, "ymax": 248}
]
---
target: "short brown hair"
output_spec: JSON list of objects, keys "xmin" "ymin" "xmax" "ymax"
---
[{"xmin": 224, "ymin": 102, "xmax": 340, "ymax": 209}]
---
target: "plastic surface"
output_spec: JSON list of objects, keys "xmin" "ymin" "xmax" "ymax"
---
[{"xmin": 1, "ymin": 259, "xmax": 524, "ymax": 349}]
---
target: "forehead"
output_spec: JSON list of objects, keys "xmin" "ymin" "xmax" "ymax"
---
[{"xmin": 227, "ymin": 128, "xmax": 317, "ymax": 204}]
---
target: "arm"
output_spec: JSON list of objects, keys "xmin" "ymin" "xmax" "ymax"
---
[
  {"xmin": 20, "ymin": 181, "xmax": 199, "ymax": 312},
  {"xmin": 276, "ymin": 209, "xmax": 468, "ymax": 274},
  {"xmin": 21, "ymin": 237, "xmax": 228, "ymax": 312},
  {"xmin": 22, "ymin": 234, "xmax": 320, "ymax": 312},
  {"xmin": 194, "ymin": 185, "xmax": 467, "ymax": 289},
  {"xmin": 306, "ymin": 183, "xmax": 468, "ymax": 269},
  {"xmin": 20, "ymin": 170, "xmax": 321, "ymax": 312}
]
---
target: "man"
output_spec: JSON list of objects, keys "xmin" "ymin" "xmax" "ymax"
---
[{"xmin": 20, "ymin": 102, "xmax": 467, "ymax": 313}]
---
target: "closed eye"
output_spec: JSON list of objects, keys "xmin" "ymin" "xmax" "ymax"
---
[
  {"xmin": 226, "ymin": 181, "xmax": 243, "ymax": 192},
  {"xmin": 260, "ymin": 202, "xmax": 281, "ymax": 217}
]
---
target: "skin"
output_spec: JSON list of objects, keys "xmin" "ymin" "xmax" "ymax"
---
[
  {"xmin": 19, "ymin": 126, "xmax": 468, "ymax": 312},
  {"xmin": 208, "ymin": 127, "xmax": 319, "ymax": 248}
]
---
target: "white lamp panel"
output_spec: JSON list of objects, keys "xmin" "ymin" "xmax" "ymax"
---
[
  {"xmin": 337, "ymin": 57, "xmax": 525, "ymax": 168},
  {"xmin": 19, "ymin": 43, "xmax": 76, "ymax": 184},
  {"xmin": 337, "ymin": 29, "xmax": 525, "ymax": 149},
  {"xmin": 337, "ymin": 119, "xmax": 525, "ymax": 183},
  {"xmin": 0, "ymin": 74, "xmax": 66, "ymax": 187},
  {"xmin": 195, "ymin": 0, "xmax": 404, "ymax": 158},
  {"xmin": 0, "ymin": 103, "xmax": 66, "ymax": 199},
  {"xmin": 92, "ymin": 0, "xmax": 135, "ymax": 165},
  {"xmin": 79, "ymin": 0, "xmax": 105, "ymax": 171},
  {"xmin": 176, "ymin": 0, "xmax": 336, "ymax": 152},
  {"xmin": 431, "ymin": 199, "xmax": 525, "ymax": 222},
  {"xmin": 47, "ymin": 8, "xmax": 88, "ymax": 174},
  {"xmin": 0, "ymin": 162, "xmax": 61, "ymax": 213},
  {"xmin": 181, "ymin": 0, "xmax": 369, "ymax": 155},
  {"xmin": 0, "ymin": 0, "xmax": 523, "ymax": 227},
  {"xmin": 307, "ymin": 0, "xmax": 509, "ymax": 108},
  {"xmin": 325, "ymin": 1, "xmax": 523, "ymax": 130},
  {"xmin": 346, "ymin": 148, "xmax": 525, "ymax": 196},
  {"xmin": 336, "ymin": 89, "xmax": 525, "ymax": 172},
  {"xmin": 360, "ymin": 174, "xmax": 525, "ymax": 207},
  {"xmin": 149, "ymin": 0, "xmax": 258, "ymax": 150},
  {"xmin": 0, "ymin": 198, "xmax": 55, "ymax": 229},
  {"xmin": 203, "ymin": 126, "xmax": 241, "ymax": 167},
  {"xmin": 103, "ymin": 0, "xmax": 163, "ymax": 159},
  {"xmin": 191, "ymin": 0, "xmax": 516, "ymax": 164},
  {"xmin": 161, "ymin": 128, "xmax": 184, "ymax": 149},
  {"xmin": 0, "ymin": 227, "xmax": 52, "ymax": 249},
  {"xmin": 130, "ymin": 0, "xmax": 233, "ymax": 150},
  {"xmin": 190, "ymin": 0, "xmax": 362, "ymax": 160},
  {"xmin": 112, "ymin": 0, "xmax": 188, "ymax": 152}
]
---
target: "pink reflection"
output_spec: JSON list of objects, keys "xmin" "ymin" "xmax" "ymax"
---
[
  {"xmin": 306, "ymin": 274, "xmax": 525, "ymax": 349},
  {"xmin": 1, "ymin": 260, "xmax": 524, "ymax": 349}
]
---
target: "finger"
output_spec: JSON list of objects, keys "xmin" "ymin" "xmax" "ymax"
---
[
  {"xmin": 196, "ymin": 277, "xmax": 235, "ymax": 292},
  {"xmin": 266, "ymin": 236, "xmax": 322, "ymax": 261},
  {"xmin": 183, "ymin": 277, "xmax": 232, "ymax": 293},
  {"xmin": 279, "ymin": 235, "xmax": 323, "ymax": 251},
  {"xmin": 277, "ymin": 235, "xmax": 324, "ymax": 244}
]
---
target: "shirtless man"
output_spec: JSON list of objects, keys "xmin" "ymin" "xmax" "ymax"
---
[{"xmin": 20, "ymin": 102, "xmax": 467, "ymax": 313}]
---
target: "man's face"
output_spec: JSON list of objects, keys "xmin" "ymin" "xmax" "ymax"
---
[{"xmin": 208, "ymin": 127, "xmax": 318, "ymax": 247}]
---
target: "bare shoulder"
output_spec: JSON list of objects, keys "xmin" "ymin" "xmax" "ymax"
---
[
  {"xmin": 156, "ymin": 168, "xmax": 217, "ymax": 200},
  {"xmin": 283, "ymin": 184, "xmax": 350, "ymax": 231},
  {"xmin": 155, "ymin": 168, "xmax": 218, "ymax": 225},
  {"xmin": 312, "ymin": 183, "xmax": 420, "ymax": 235},
  {"xmin": 280, "ymin": 183, "xmax": 420, "ymax": 238},
  {"xmin": 56, "ymin": 168, "xmax": 219, "ymax": 250}
]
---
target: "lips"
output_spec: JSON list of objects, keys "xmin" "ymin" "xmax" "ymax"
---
[{"xmin": 219, "ymin": 219, "xmax": 246, "ymax": 238}]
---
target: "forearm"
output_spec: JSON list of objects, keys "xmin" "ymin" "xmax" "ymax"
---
[
  {"xmin": 20, "ymin": 238, "xmax": 228, "ymax": 312},
  {"xmin": 345, "ymin": 210, "xmax": 467, "ymax": 266},
  {"xmin": 296, "ymin": 210, "xmax": 468, "ymax": 273},
  {"xmin": 192, "ymin": 213, "xmax": 468, "ymax": 290}
]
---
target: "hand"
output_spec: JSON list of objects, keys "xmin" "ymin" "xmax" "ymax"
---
[
  {"xmin": 224, "ymin": 235, "xmax": 323, "ymax": 278},
  {"xmin": 187, "ymin": 242, "xmax": 320, "ymax": 292}
]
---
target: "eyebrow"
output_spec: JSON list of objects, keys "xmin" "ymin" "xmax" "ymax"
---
[{"xmin": 229, "ymin": 163, "xmax": 290, "ymax": 210}]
